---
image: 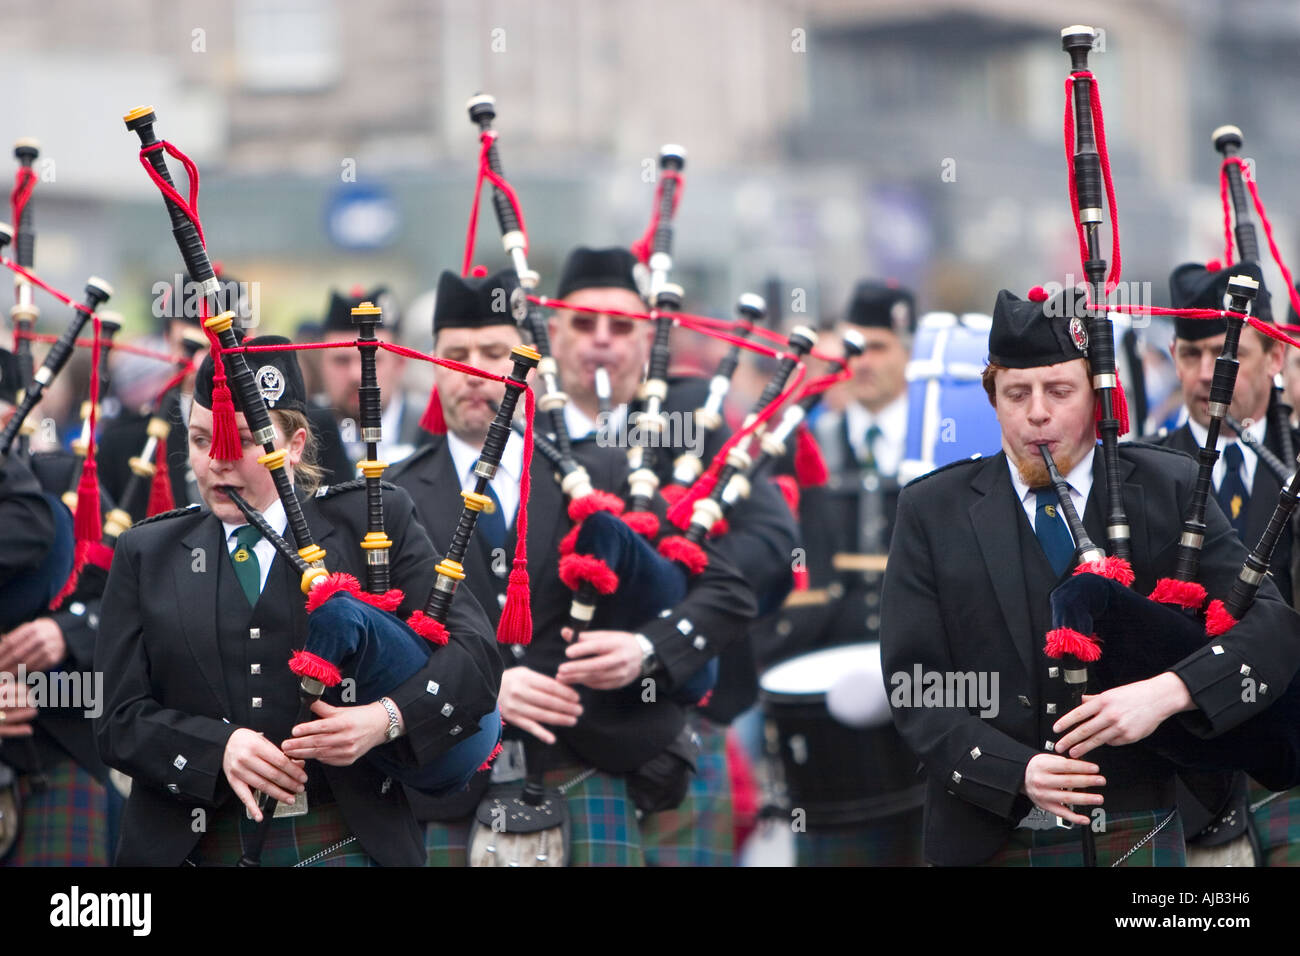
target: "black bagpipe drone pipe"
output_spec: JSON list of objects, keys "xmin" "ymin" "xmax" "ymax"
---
[
  {"xmin": 623, "ymin": 146, "xmax": 688, "ymax": 531},
  {"xmin": 461, "ymin": 94, "xmax": 622, "ymax": 529},
  {"xmin": 1214, "ymin": 124, "xmax": 1297, "ymax": 471},
  {"xmin": 11, "ymin": 139, "xmax": 40, "ymax": 455}
]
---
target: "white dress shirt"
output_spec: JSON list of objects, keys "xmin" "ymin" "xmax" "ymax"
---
[
  {"xmin": 844, "ymin": 393, "xmax": 909, "ymax": 477},
  {"xmin": 1187, "ymin": 415, "xmax": 1261, "ymax": 493},
  {"xmin": 221, "ymin": 497, "xmax": 287, "ymax": 596},
  {"xmin": 445, "ymin": 429, "xmax": 525, "ymax": 528},
  {"xmin": 1007, "ymin": 445, "xmax": 1096, "ymax": 540}
]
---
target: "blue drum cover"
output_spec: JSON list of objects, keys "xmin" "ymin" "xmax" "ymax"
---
[{"xmin": 902, "ymin": 314, "xmax": 1002, "ymax": 481}]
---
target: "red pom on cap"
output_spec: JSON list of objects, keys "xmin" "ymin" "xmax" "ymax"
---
[
  {"xmin": 471, "ymin": 264, "xmax": 489, "ymax": 278},
  {"xmin": 1205, "ymin": 259, "xmax": 1223, "ymax": 272},
  {"xmin": 1027, "ymin": 286, "xmax": 1049, "ymax": 303}
]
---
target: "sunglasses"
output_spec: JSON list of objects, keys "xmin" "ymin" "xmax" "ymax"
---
[{"xmin": 569, "ymin": 313, "xmax": 637, "ymax": 336}]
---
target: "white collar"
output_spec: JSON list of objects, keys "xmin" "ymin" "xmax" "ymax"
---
[
  {"xmin": 1187, "ymin": 414, "xmax": 1266, "ymax": 452},
  {"xmin": 1007, "ymin": 444, "xmax": 1096, "ymax": 508},
  {"xmin": 445, "ymin": 429, "xmax": 524, "ymax": 486},
  {"xmin": 221, "ymin": 495, "xmax": 287, "ymax": 543},
  {"xmin": 845, "ymin": 392, "xmax": 908, "ymax": 437}
]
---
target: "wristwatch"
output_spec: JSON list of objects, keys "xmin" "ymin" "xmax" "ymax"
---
[
  {"xmin": 379, "ymin": 696, "xmax": 402, "ymax": 741},
  {"xmin": 634, "ymin": 633, "xmax": 658, "ymax": 678}
]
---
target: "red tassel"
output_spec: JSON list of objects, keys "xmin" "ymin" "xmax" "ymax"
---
[
  {"xmin": 568, "ymin": 490, "xmax": 624, "ymax": 522},
  {"xmin": 1044, "ymin": 627, "xmax": 1102, "ymax": 663},
  {"xmin": 667, "ymin": 471, "xmax": 717, "ymax": 529},
  {"xmin": 496, "ymin": 566, "xmax": 533, "ymax": 644},
  {"xmin": 208, "ymin": 376, "xmax": 242, "ymax": 461},
  {"xmin": 1095, "ymin": 380, "xmax": 1131, "ymax": 438},
  {"xmin": 303, "ymin": 571, "xmax": 362, "ymax": 613},
  {"xmin": 1205, "ymin": 599, "xmax": 1239, "ymax": 637},
  {"xmin": 419, "ymin": 387, "xmax": 447, "ymax": 436},
  {"xmin": 1073, "ymin": 556, "xmax": 1135, "ymax": 587},
  {"xmin": 658, "ymin": 535, "xmax": 709, "ymax": 575},
  {"xmin": 73, "ymin": 457, "xmax": 103, "ymax": 543},
  {"xmin": 558, "ymin": 554, "xmax": 620, "ymax": 594},
  {"xmin": 1149, "ymin": 576, "xmax": 1207, "ymax": 610},
  {"xmin": 146, "ymin": 436, "xmax": 175, "ymax": 516},
  {"xmin": 406, "ymin": 610, "xmax": 450, "ymax": 645},
  {"xmin": 1205, "ymin": 259, "xmax": 1223, "ymax": 273},
  {"xmin": 496, "ymin": 387, "xmax": 537, "ymax": 645},
  {"xmin": 794, "ymin": 423, "xmax": 829, "ymax": 488},
  {"xmin": 288, "ymin": 650, "xmax": 343, "ymax": 687},
  {"xmin": 621, "ymin": 510, "xmax": 660, "ymax": 537},
  {"xmin": 772, "ymin": 474, "xmax": 801, "ymax": 517},
  {"xmin": 792, "ymin": 564, "xmax": 810, "ymax": 592}
]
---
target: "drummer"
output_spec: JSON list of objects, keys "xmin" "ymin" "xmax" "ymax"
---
[{"xmin": 753, "ymin": 280, "xmax": 924, "ymax": 866}]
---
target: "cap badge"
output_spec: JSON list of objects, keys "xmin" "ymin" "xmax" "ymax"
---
[
  {"xmin": 256, "ymin": 365, "xmax": 286, "ymax": 407},
  {"xmin": 1069, "ymin": 316, "xmax": 1089, "ymax": 351}
]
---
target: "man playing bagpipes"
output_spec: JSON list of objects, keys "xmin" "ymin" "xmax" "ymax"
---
[
  {"xmin": 880, "ymin": 286, "xmax": 1300, "ymax": 866},
  {"xmin": 94, "ymin": 339, "xmax": 503, "ymax": 866},
  {"xmin": 1156, "ymin": 264, "xmax": 1300, "ymax": 866},
  {"xmin": 390, "ymin": 269, "xmax": 758, "ymax": 865},
  {"xmin": 543, "ymin": 246, "xmax": 799, "ymax": 865},
  {"xmin": 0, "ymin": 346, "xmax": 110, "ymax": 865}
]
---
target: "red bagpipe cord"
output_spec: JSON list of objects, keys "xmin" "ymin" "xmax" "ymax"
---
[
  {"xmin": 461, "ymin": 130, "xmax": 529, "ymax": 278},
  {"xmin": 137, "ymin": 139, "xmax": 241, "ymax": 460},
  {"xmin": 630, "ymin": 170, "xmax": 685, "ymax": 265},
  {"xmin": 1063, "ymin": 71, "xmax": 1122, "ymax": 298},
  {"xmin": 1219, "ymin": 156, "xmax": 1300, "ymax": 323}
]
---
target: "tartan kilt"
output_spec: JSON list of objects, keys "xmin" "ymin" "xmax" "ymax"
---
[
  {"xmin": 189, "ymin": 798, "xmax": 376, "ymax": 867},
  {"xmin": 980, "ymin": 809, "xmax": 1185, "ymax": 867},
  {"xmin": 424, "ymin": 765, "xmax": 645, "ymax": 867},
  {"xmin": 794, "ymin": 806, "xmax": 925, "ymax": 867},
  {"xmin": 1, "ymin": 757, "xmax": 108, "ymax": 867},
  {"xmin": 1247, "ymin": 778, "xmax": 1300, "ymax": 867},
  {"xmin": 640, "ymin": 714, "xmax": 734, "ymax": 867}
]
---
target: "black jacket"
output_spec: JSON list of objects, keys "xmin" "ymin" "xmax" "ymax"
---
[
  {"xmin": 390, "ymin": 434, "xmax": 756, "ymax": 775},
  {"xmin": 94, "ymin": 481, "xmax": 501, "ymax": 866},
  {"xmin": 880, "ymin": 444, "xmax": 1300, "ymax": 865}
]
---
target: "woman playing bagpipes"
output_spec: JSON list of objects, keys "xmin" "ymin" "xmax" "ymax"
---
[{"xmin": 95, "ymin": 339, "xmax": 502, "ymax": 866}]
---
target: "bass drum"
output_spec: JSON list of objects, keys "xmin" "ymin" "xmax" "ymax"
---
[
  {"xmin": 900, "ymin": 311, "xmax": 1001, "ymax": 485},
  {"xmin": 759, "ymin": 643, "xmax": 922, "ymax": 827}
]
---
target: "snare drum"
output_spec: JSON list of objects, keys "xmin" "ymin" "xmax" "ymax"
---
[{"xmin": 759, "ymin": 643, "xmax": 923, "ymax": 827}]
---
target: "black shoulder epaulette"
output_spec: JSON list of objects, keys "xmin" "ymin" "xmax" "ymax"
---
[
  {"xmin": 314, "ymin": 478, "xmax": 399, "ymax": 499},
  {"xmin": 132, "ymin": 503, "xmax": 203, "ymax": 527},
  {"xmin": 902, "ymin": 453, "xmax": 986, "ymax": 489},
  {"xmin": 387, "ymin": 442, "xmax": 439, "ymax": 475}
]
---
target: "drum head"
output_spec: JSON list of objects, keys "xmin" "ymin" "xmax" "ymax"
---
[{"xmin": 760, "ymin": 643, "xmax": 891, "ymax": 728}]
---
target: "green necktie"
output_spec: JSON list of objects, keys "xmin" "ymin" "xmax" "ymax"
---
[
  {"xmin": 230, "ymin": 524, "xmax": 263, "ymax": 606},
  {"xmin": 863, "ymin": 423, "xmax": 882, "ymax": 473}
]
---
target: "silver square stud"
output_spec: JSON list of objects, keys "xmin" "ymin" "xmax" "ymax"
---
[
  {"xmin": 250, "ymin": 664, "xmax": 261, "ymax": 675},
  {"xmin": 1046, "ymin": 703, "xmax": 1058, "ymax": 714},
  {"xmin": 676, "ymin": 619, "xmax": 694, "ymax": 635},
  {"xmin": 441, "ymin": 703, "xmax": 454, "ymax": 717},
  {"xmin": 969, "ymin": 747, "xmax": 981, "ymax": 760},
  {"xmin": 173, "ymin": 755, "xmax": 187, "ymax": 770},
  {"xmin": 692, "ymin": 636, "xmax": 707, "ymax": 651},
  {"xmin": 427, "ymin": 680, "xmax": 440, "ymax": 695},
  {"xmin": 951, "ymin": 771, "xmax": 961, "ymax": 784},
  {"xmin": 251, "ymin": 697, "xmax": 263, "ymax": 708},
  {"xmin": 249, "ymin": 628, "xmax": 261, "ymax": 640}
]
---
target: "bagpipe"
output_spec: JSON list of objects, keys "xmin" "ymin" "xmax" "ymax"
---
[
  {"xmin": 1038, "ymin": 27, "xmax": 1300, "ymax": 803},
  {"xmin": 123, "ymin": 105, "xmax": 549, "ymax": 864}
]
